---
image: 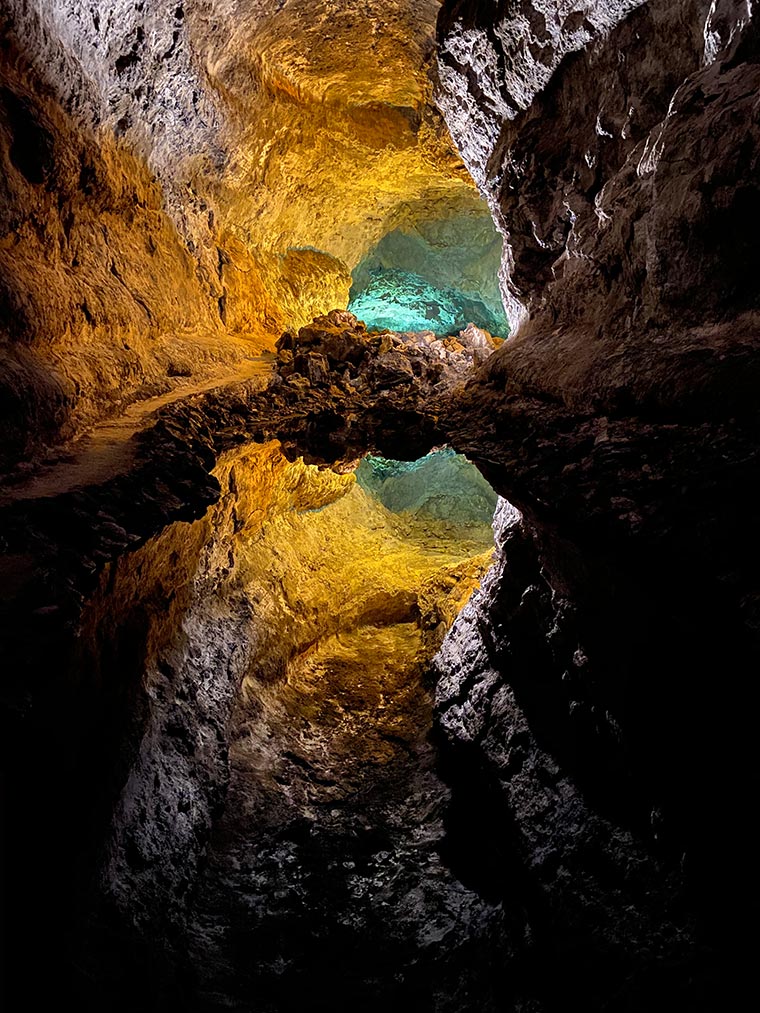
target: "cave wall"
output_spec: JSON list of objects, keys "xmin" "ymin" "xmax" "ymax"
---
[
  {"xmin": 0, "ymin": 0, "xmax": 480, "ymax": 467},
  {"xmin": 437, "ymin": 0, "xmax": 721, "ymax": 325},
  {"xmin": 0, "ymin": 24, "xmax": 233, "ymax": 466},
  {"xmin": 434, "ymin": 0, "xmax": 760, "ymax": 1005},
  {"xmin": 348, "ymin": 196, "xmax": 509, "ymax": 335}
]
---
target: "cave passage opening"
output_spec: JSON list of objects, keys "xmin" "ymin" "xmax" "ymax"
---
[{"xmin": 347, "ymin": 208, "xmax": 509, "ymax": 339}]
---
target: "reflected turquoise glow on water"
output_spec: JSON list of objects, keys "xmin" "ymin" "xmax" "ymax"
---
[{"xmin": 356, "ymin": 449, "xmax": 498, "ymax": 529}]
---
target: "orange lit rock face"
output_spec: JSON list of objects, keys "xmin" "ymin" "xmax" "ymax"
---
[
  {"xmin": 1, "ymin": 1, "xmax": 484, "ymax": 466},
  {"xmin": 0, "ymin": 51, "xmax": 243, "ymax": 466},
  {"xmin": 205, "ymin": 1, "xmax": 477, "ymax": 268}
]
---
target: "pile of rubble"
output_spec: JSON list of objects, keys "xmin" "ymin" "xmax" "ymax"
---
[{"xmin": 274, "ymin": 310, "xmax": 502, "ymax": 392}]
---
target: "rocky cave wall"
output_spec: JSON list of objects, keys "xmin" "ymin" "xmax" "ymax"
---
[
  {"xmin": 348, "ymin": 203, "xmax": 508, "ymax": 335},
  {"xmin": 3, "ymin": 1, "xmax": 760, "ymax": 1008},
  {"xmin": 432, "ymin": 0, "xmax": 760, "ymax": 1005},
  {"xmin": 1, "ymin": 0, "xmax": 485, "ymax": 468}
]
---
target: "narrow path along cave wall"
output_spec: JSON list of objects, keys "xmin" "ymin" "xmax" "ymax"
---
[{"xmin": 2, "ymin": 1, "xmax": 760, "ymax": 1011}]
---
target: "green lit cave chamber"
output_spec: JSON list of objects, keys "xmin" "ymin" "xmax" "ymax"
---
[
  {"xmin": 356, "ymin": 448, "xmax": 498, "ymax": 533},
  {"xmin": 348, "ymin": 204, "xmax": 509, "ymax": 338}
]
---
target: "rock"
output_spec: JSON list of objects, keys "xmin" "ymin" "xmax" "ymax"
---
[
  {"xmin": 434, "ymin": 0, "xmax": 760, "ymax": 1005},
  {"xmin": 0, "ymin": 0, "xmax": 481, "ymax": 471},
  {"xmin": 347, "ymin": 264, "xmax": 508, "ymax": 336},
  {"xmin": 293, "ymin": 351, "xmax": 331, "ymax": 386},
  {"xmin": 349, "ymin": 209, "xmax": 508, "ymax": 336},
  {"xmin": 275, "ymin": 308, "xmax": 490, "ymax": 395},
  {"xmin": 458, "ymin": 323, "xmax": 502, "ymax": 365},
  {"xmin": 371, "ymin": 350, "xmax": 416, "ymax": 387},
  {"xmin": 275, "ymin": 331, "xmax": 296, "ymax": 353}
]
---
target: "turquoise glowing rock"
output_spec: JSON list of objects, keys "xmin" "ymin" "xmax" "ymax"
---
[{"xmin": 348, "ymin": 268, "xmax": 508, "ymax": 338}]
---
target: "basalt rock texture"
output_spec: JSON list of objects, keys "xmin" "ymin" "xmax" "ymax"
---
[{"xmin": 432, "ymin": 0, "xmax": 760, "ymax": 1005}]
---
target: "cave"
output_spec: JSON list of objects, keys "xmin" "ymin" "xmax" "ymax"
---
[{"xmin": 1, "ymin": 2, "xmax": 759, "ymax": 1012}]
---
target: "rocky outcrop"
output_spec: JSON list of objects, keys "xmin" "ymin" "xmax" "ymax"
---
[
  {"xmin": 275, "ymin": 308, "xmax": 502, "ymax": 393},
  {"xmin": 433, "ymin": 0, "xmax": 760, "ymax": 1005}
]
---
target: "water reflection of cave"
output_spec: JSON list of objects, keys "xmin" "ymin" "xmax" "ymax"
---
[
  {"xmin": 235, "ymin": 444, "xmax": 498, "ymax": 713},
  {"xmin": 180, "ymin": 444, "xmax": 503, "ymax": 1006}
]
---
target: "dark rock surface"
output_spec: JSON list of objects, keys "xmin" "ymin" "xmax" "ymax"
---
[
  {"xmin": 435, "ymin": 504, "xmax": 715, "ymax": 1009},
  {"xmin": 431, "ymin": 0, "xmax": 760, "ymax": 1005},
  {"xmin": 436, "ymin": 0, "xmax": 714, "ymax": 325}
]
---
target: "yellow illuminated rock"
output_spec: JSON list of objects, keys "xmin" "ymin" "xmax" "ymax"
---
[
  {"xmin": 81, "ymin": 438, "xmax": 493, "ymax": 775},
  {"xmin": 217, "ymin": 441, "xmax": 493, "ymax": 696},
  {"xmin": 2, "ymin": 1, "xmax": 491, "ymax": 461},
  {"xmin": 226, "ymin": 440, "xmax": 494, "ymax": 786},
  {"xmin": 82, "ymin": 438, "xmax": 492, "ymax": 705},
  {"xmin": 203, "ymin": 0, "xmax": 483, "ymax": 335}
]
